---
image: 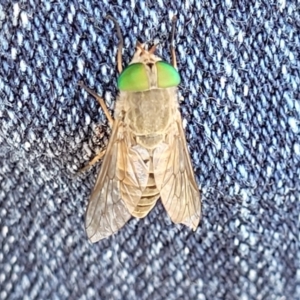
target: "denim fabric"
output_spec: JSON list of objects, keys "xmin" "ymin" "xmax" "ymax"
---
[{"xmin": 0, "ymin": 0, "xmax": 299, "ymax": 299}]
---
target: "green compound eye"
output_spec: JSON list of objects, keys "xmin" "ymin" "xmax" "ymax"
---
[
  {"xmin": 156, "ymin": 61, "xmax": 181, "ymax": 88},
  {"xmin": 117, "ymin": 63, "xmax": 149, "ymax": 91}
]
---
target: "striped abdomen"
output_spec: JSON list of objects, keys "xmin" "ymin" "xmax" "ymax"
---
[{"xmin": 131, "ymin": 172, "xmax": 160, "ymax": 218}]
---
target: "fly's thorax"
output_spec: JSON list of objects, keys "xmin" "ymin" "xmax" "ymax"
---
[
  {"xmin": 117, "ymin": 87, "xmax": 177, "ymax": 149},
  {"xmin": 124, "ymin": 87, "xmax": 176, "ymax": 133}
]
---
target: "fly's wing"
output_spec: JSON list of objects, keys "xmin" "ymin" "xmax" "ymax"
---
[
  {"xmin": 153, "ymin": 113, "xmax": 201, "ymax": 230},
  {"xmin": 85, "ymin": 120, "xmax": 150, "ymax": 243}
]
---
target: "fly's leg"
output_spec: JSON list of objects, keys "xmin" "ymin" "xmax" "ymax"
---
[
  {"xmin": 79, "ymin": 16, "xmax": 124, "ymax": 124},
  {"xmin": 170, "ymin": 16, "xmax": 177, "ymax": 69},
  {"xmin": 107, "ymin": 15, "xmax": 124, "ymax": 73},
  {"xmin": 77, "ymin": 81, "xmax": 112, "ymax": 173},
  {"xmin": 78, "ymin": 16, "xmax": 124, "ymax": 173},
  {"xmin": 78, "ymin": 82, "xmax": 114, "ymax": 128},
  {"xmin": 77, "ymin": 149, "xmax": 106, "ymax": 175}
]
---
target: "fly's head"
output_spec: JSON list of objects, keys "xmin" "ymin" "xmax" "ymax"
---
[{"xmin": 117, "ymin": 42, "xmax": 181, "ymax": 92}]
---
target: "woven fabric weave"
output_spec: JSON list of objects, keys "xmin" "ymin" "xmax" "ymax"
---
[{"xmin": 0, "ymin": 1, "xmax": 299, "ymax": 299}]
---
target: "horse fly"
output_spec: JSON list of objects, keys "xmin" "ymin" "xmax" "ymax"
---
[{"xmin": 79, "ymin": 16, "xmax": 201, "ymax": 243}]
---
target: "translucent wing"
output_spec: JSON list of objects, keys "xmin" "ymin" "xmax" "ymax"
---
[
  {"xmin": 153, "ymin": 113, "xmax": 201, "ymax": 230},
  {"xmin": 85, "ymin": 120, "xmax": 150, "ymax": 243}
]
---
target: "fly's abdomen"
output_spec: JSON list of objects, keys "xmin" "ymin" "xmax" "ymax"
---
[{"xmin": 131, "ymin": 173, "xmax": 160, "ymax": 218}]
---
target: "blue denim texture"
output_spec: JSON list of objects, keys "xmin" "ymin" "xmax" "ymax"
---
[{"xmin": 0, "ymin": 0, "xmax": 299, "ymax": 299}]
